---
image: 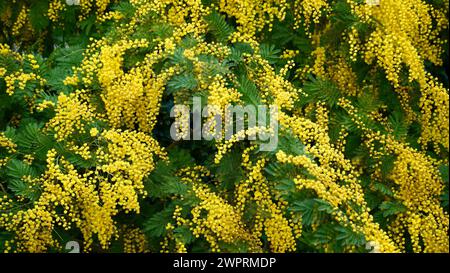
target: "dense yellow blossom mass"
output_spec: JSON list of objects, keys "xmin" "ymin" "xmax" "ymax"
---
[{"xmin": 0, "ymin": 0, "xmax": 448, "ymax": 253}]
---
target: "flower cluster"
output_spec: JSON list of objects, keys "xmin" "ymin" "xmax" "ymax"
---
[{"xmin": 0, "ymin": 0, "xmax": 448, "ymax": 254}]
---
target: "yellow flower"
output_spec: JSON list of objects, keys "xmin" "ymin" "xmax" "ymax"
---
[{"xmin": 90, "ymin": 128, "xmax": 99, "ymax": 137}]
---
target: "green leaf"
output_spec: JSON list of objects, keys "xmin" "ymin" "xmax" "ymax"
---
[
  {"xmin": 167, "ymin": 73, "xmax": 198, "ymax": 94},
  {"xmin": 5, "ymin": 159, "xmax": 38, "ymax": 180},
  {"xmin": 259, "ymin": 44, "xmax": 280, "ymax": 65},
  {"xmin": 150, "ymin": 23, "xmax": 174, "ymax": 40},
  {"xmin": 373, "ymin": 183, "xmax": 394, "ymax": 197},
  {"xmin": 301, "ymin": 76, "xmax": 341, "ymax": 107},
  {"xmin": 174, "ymin": 226, "xmax": 194, "ymax": 244},
  {"xmin": 46, "ymin": 66, "xmax": 74, "ymax": 92},
  {"xmin": 379, "ymin": 201, "xmax": 407, "ymax": 217},
  {"xmin": 145, "ymin": 161, "xmax": 189, "ymax": 198},
  {"xmin": 237, "ymin": 75, "xmax": 260, "ymax": 106},
  {"xmin": 356, "ymin": 92, "xmax": 381, "ymax": 113},
  {"xmin": 161, "ymin": 179, "xmax": 189, "ymax": 196},
  {"xmin": 388, "ymin": 112, "xmax": 408, "ymax": 140},
  {"xmin": 289, "ymin": 199, "xmax": 333, "ymax": 226},
  {"xmin": 62, "ymin": 151, "xmax": 95, "ymax": 169},
  {"xmin": 14, "ymin": 123, "xmax": 54, "ymax": 158},
  {"xmin": 440, "ymin": 191, "xmax": 448, "ymax": 209},
  {"xmin": 269, "ymin": 22, "xmax": 294, "ymax": 46},
  {"xmin": 334, "ymin": 226, "xmax": 366, "ymax": 246},
  {"xmin": 7, "ymin": 179, "xmax": 40, "ymax": 201},
  {"xmin": 216, "ymin": 149, "xmax": 243, "ymax": 190},
  {"xmin": 48, "ymin": 45, "xmax": 85, "ymax": 68},
  {"xmin": 274, "ymin": 178, "xmax": 296, "ymax": 194},
  {"xmin": 112, "ymin": 1, "xmax": 137, "ymax": 18},
  {"xmin": 228, "ymin": 43, "xmax": 253, "ymax": 63},
  {"xmin": 276, "ymin": 132, "xmax": 307, "ymax": 156},
  {"xmin": 0, "ymin": 231, "xmax": 14, "ymax": 253},
  {"xmin": 5, "ymin": 159, "xmax": 40, "ymax": 201},
  {"xmin": 438, "ymin": 164, "xmax": 449, "ymax": 183},
  {"xmin": 264, "ymin": 161, "xmax": 297, "ymax": 180},
  {"xmin": 79, "ymin": 15, "xmax": 97, "ymax": 36},
  {"xmin": 380, "ymin": 155, "xmax": 396, "ymax": 178},
  {"xmin": 312, "ymin": 224, "xmax": 336, "ymax": 245},
  {"xmin": 365, "ymin": 192, "xmax": 382, "ymax": 210},
  {"xmin": 168, "ymin": 148, "xmax": 195, "ymax": 169}
]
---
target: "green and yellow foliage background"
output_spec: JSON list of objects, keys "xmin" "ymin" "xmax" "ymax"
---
[{"xmin": 0, "ymin": 0, "xmax": 449, "ymax": 253}]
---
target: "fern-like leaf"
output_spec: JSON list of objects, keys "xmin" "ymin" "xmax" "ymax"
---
[{"xmin": 205, "ymin": 11, "xmax": 234, "ymax": 44}]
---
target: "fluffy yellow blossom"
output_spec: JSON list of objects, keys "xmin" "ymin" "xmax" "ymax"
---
[
  {"xmin": 36, "ymin": 100, "xmax": 56, "ymax": 112},
  {"xmin": 0, "ymin": 133, "xmax": 16, "ymax": 154},
  {"xmin": 311, "ymin": 47, "xmax": 326, "ymax": 77},
  {"xmin": 4, "ymin": 71, "xmax": 42, "ymax": 96},
  {"xmin": 219, "ymin": 0, "xmax": 287, "ymax": 39},
  {"xmin": 1, "ymin": 0, "xmax": 448, "ymax": 255},
  {"xmin": 339, "ymin": 97, "xmax": 449, "ymax": 252},
  {"xmin": 178, "ymin": 166, "xmax": 261, "ymax": 252},
  {"xmin": 122, "ymin": 227, "xmax": 149, "ymax": 253},
  {"xmin": 0, "ymin": 67, "xmax": 6, "ymax": 77},
  {"xmin": 329, "ymin": 58, "xmax": 359, "ymax": 96},
  {"xmin": 12, "ymin": 6, "xmax": 29, "ymax": 36}
]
